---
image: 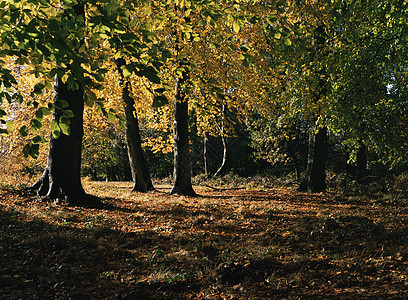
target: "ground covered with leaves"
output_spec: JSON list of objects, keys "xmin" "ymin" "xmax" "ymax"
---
[{"xmin": 1, "ymin": 180, "xmax": 408, "ymax": 299}]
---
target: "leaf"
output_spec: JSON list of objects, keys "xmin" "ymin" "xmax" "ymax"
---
[
  {"xmin": 59, "ymin": 122, "xmax": 71, "ymax": 135},
  {"xmin": 22, "ymin": 144, "xmax": 30, "ymax": 158},
  {"xmin": 144, "ymin": 66, "xmax": 161, "ymax": 84},
  {"xmin": 233, "ymin": 21, "xmax": 240, "ymax": 33},
  {"xmin": 32, "ymin": 83, "xmax": 45, "ymax": 95},
  {"xmin": 122, "ymin": 66, "xmax": 133, "ymax": 78},
  {"xmin": 31, "ymin": 119, "xmax": 42, "ymax": 131},
  {"xmin": 94, "ymin": 73, "xmax": 104, "ymax": 82},
  {"xmin": 6, "ymin": 120, "xmax": 14, "ymax": 131},
  {"xmin": 63, "ymin": 109, "xmax": 75, "ymax": 118},
  {"xmin": 51, "ymin": 120, "xmax": 59, "ymax": 132},
  {"xmin": 52, "ymin": 127, "xmax": 61, "ymax": 139},
  {"xmin": 152, "ymin": 95, "xmax": 168, "ymax": 108},
  {"xmin": 284, "ymin": 38, "xmax": 292, "ymax": 46},
  {"xmin": 107, "ymin": 112, "xmax": 116, "ymax": 123},
  {"xmin": 55, "ymin": 99, "xmax": 69, "ymax": 109},
  {"xmin": 85, "ymin": 89, "xmax": 97, "ymax": 106},
  {"xmin": 29, "ymin": 144, "xmax": 39, "ymax": 159},
  {"xmin": 32, "ymin": 135, "xmax": 45, "ymax": 144},
  {"xmin": 19, "ymin": 125, "xmax": 29, "ymax": 137},
  {"xmin": 39, "ymin": 107, "xmax": 51, "ymax": 116}
]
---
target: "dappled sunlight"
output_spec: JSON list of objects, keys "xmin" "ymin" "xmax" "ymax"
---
[{"xmin": 1, "ymin": 182, "xmax": 408, "ymax": 298}]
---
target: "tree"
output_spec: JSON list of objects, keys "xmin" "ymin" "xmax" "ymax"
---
[
  {"xmin": 116, "ymin": 58, "xmax": 154, "ymax": 192},
  {"xmin": 30, "ymin": 77, "xmax": 91, "ymax": 203},
  {"xmin": 170, "ymin": 64, "xmax": 196, "ymax": 195},
  {"xmin": 28, "ymin": 3, "xmax": 101, "ymax": 204}
]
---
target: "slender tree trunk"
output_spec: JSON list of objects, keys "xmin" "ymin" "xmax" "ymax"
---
[
  {"xmin": 214, "ymin": 136, "xmax": 227, "ymax": 177},
  {"xmin": 287, "ymin": 145, "xmax": 301, "ymax": 180},
  {"xmin": 31, "ymin": 77, "xmax": 96, "ymax": 205},
  {"xmin": 356, "ymin": 140, "xmax": 367, "ymax": 180},
  {"xmin": 298, "ymin": 126, "xmax": 327, "ymax": 192},
  {"xmin": 203, "ymin": 133, "xmax": 209, "ymax": 177},
  {"xmin": 116, "ymin": 58, "xmax": 154, "ymax": 192},
  {"xmin": 170, "ymin": 69, "xmax": 196, "ymax": 196},
  {"xmin": 214, "ymin": 101, "xmax": 227, "ymax": 177}
]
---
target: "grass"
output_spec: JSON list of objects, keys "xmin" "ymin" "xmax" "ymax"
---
[{"xmin": 1, "ymin": 179, "xmax": 408, "ymax": 299}]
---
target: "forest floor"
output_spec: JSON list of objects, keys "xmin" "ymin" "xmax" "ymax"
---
[{"xmin": 1, "ymin": 179, "xmax": 408, "ymax": 299}]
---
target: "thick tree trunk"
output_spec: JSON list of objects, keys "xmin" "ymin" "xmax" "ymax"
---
[
  {"xmin": 170, "ymin": 69, "xmax": 196, "ymax": 196},
  {"xmin": 116, "ymin": 58, "xmax": 154, "ymax": 192},
  {"xmin": 356, "ymin": 140, "xmax": 367, "ymax": 180},
  {"xmin": 298, "ymin": 126, "xmax": 327, "ymax": 192},
  {"xmin": 31, "ymin": 77, "xmax": 96, "ymax": 205}
]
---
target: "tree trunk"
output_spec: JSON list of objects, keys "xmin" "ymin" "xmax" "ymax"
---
[
  {"xmin": 170, "ymin": 69, "xmax": 196, "ymax": 196},
  {"xmin": 214, "ymin": 135, "xmax": 227, "ymax": 177},
  {"xmin": 356, "ymin": 140, "xmax": 367, "ymax": 180},
  {"xmin": 203, "ymin": 133, "xmax": 209, "ymax": 177},
  {"xmin": 298, "ymin": 126, "xmax": 327, "ymax": 192},
  {"xmin": 31, "ymin": 77, "xmax": 97, "ymax": 206},
  {"xmin": 214, "ymin": 101, "xmax": 227, "ymax": 177},
  {"xmin": 116, "ymin": 58, "xmax": 154, "ymax": 192},
  {"xmin": 287, "ymin": 145, "xmax": 301, "ymax": 180}
]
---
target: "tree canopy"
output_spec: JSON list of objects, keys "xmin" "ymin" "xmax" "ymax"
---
[{"xmin": 1, "ymin": 0, "xmax": 408, "ymax": 193}]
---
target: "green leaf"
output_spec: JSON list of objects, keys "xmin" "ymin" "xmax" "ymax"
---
[
  {"xmin": 85, "ymin": 89, "xmax": 97, "ymax": 106},
  {"xmin": 51, "ymin": 120, "xmax": 59, "ymax": 132},
  {"xmin": 39, "ymin": 107, "xmax": 51, "ymax": 116},
  {"xmin": 152, "ymin": 95, "xmax": 168, "ymax": 107},
  {"xmin": 6, "ymin": 120, "xmax": 14, "ymax": 131},
  {"xmin": 19, "ymin": 125, "xmax": 29, "ymax": 137},
  {"xmin": 32, "ymin": 135, "xmax": 45, "ymax": 144},
  {"xmin": 31, "ymin": 119, "xmax": 42, "ymax": 131},
  {"xmin": 35, "ymin": 109, "xmax": 44, "ymax": 121},
  {"xmin": 22, "ymin": 144, "xmax": 30, "ymax": 157},
  {"xmin": 32, "ymin": 83, "xmax": 45, "ymax": 95},
  {"xmin": 55, "ymin": 99, "xmax": 69, "ymax": 109},
  {"xmin": 59, "ymin": 122, "xmax": 70, "ymax": 135},
  {"xmin": 52, "ymin": 127, "xmax": 61, "ymax": 139},
  {"xmin": 94, "ymin": 73, "xmax": 104, "ymax": 82},
  {"xmin": 144, "ymin": 66, "xmax": 161, "ymax": 84},
  {"xmin": 107, "ymin": 112, "xmax": 115, "ymax": 123},
  {"xmin": 29, "ymin": 144, "xmax": 39, "ymax": 159},
  {"xmin": 233, "ymin": 21, "xmax": 240, "ymax": 33},
  {"xmin": 122, "ymin": 66, "xmax": 132, "ymax": 78},
  {"xmin": 284, "ymin": 38, "xmax": 292, "ymax": 46},
  {"xmin": 63, "ymin": 109, "xmax": 75, "ymax": 118}
]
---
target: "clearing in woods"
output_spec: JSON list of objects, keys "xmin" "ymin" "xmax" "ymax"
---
[{"xmin": 1, "ymin": 181, "xmax": 408, "ymax": 299}]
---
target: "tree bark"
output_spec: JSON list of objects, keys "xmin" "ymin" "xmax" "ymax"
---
[
  {"xmin": 170, "ymin": 69, "xmax": 196, "ymax": 196},
  {"xmin": 214, "ymin": 101, "xmax": 227, "ymax": 177},
  {"xmin": 356, "ymin": 140, "xmax": 367, "ymax": 180},
  {"xmin": 116, "ymin": 58, "xmax": 154, "ymax": 192},
  {"xmin": 298, "ymin": 126, "xmax": 327, "ymax": 192},
  {"xmin": 30, "ymin": 77, "xmax": 97, "ymax": 205},
  {"xmin": 203, "ymin": 133, "xmax": 209, "ymax": 177}
]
